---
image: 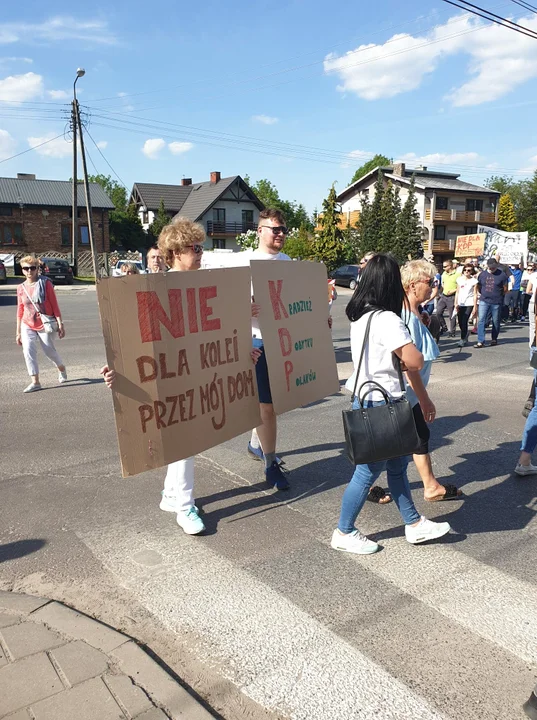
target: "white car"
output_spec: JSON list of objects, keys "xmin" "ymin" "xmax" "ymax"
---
[{"xmin": 111, "ymin": 260, "xmax": 145, "ymax": 277}]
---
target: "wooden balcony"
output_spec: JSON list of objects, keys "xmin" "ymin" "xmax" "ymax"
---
[
  {"xmin": 429, "ymin": 239, "xmax": 457, "ymax": 253},
  {"xmin": 206, "ymin": 221, "xmax": 257, "ymax": 236},
  {"xmin": 315, "ymin": 210, "xmax": 360, "ymax": 232},
  {"xmin": 424, "ymin": 209, "xmax": 497, "ymax": 224}
]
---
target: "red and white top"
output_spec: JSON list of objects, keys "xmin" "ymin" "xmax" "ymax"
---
[{"xmin": 17, "ymin": 279, "xmax": 62, "ymax": 331}]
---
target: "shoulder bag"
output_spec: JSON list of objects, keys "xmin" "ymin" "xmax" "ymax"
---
[
  {"xmin": 342, "ymin": 311, "xmax": 419, "ymax": 465},
  {"xmin": 21, "ymin": 282, "xmax": 59, "ymax": 334}
]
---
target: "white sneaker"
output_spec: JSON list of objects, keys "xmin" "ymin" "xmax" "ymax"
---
[
  {"xmin": 515, "ymin": 463, "xmax": 537, "ymax": 476},
  {"xmin": 405, "ymin": 516, "xmax": 451, "ymax": 544},
  {"xmin": 331, "ymin": 529, "xmax": 379, "ymax": 555},
  {"xmin": 457, "ymin": 339, "xmax": 466, "ymax": 347},
  {"xmin": 23, "ymin": 383, "xmax": 41, "ymax": 393},
  {"xmin": 176, "ymin": 506, "xmax": 205, "ymax": 535},
  {"xmin": 159, "ymin": 493, "xmax": 177, "ymax": 512},
  {"xmin": 58, "ymin": 370, "xmax": 67, "ymax": 383}
]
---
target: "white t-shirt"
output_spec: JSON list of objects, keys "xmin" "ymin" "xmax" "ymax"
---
[
  {"xmin": 456, "ymin": 276, "xmax": 477, "ymax": 307},
  {"xmin": 230, "ymin": 249, "xmax": 291, "ymax": 339},
  {"xmin": 345, "ymin": 311, "xmax": 412, "ymax": 401},
  {"xmin": 526, "ymin": 271, "xmax": 537, "ymax": 300}
]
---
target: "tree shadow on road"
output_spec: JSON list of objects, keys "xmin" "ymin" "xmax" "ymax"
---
[{"xmin": 0, "ymin": 539, "xmax": 46, "ymax": 563}]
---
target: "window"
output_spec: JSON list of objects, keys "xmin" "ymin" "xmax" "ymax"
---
[
  {"xmin": 61, "ymin": 225, "xmax": 70, "ymax": 246},
  {"xmin": 466, "ymin": 199, "xmax": 483, "ymax": 211},
  {"xmin": 464, "ymin": 225, "xmax": 478, "ymax": 235},
  {"xmin": 0, "ymin": 223, "xmax": 23, "ymax": 245},
  {"xmin": 0, "ymin": 206, "xmax": 13, "ymax": 216},
  {"xmin": 213, "ymin": 238, "xmax": 226, "ymax": 249},
  {"xmin": 68, "ymin": 208, "xmax": 82, "ymax": 219},
  {"xmin": 61, "ymin": 224, "xmax": 90, "ymax": 245},
  {"xmin": 213, "ymin": 208, "xmax": 226, "ymax": 223},
  {"xmin": 242, "ymin": 209, "xmax": 254, "ymax": 228},
  {"xmin": 434, "ymin": 225, "xmax": 446, "ymax": 241},
  {"xmin": 142, "ymin": 210, "xmax": 149, "ymax": 224},
  {"xmin": 80, "ymin": 226, "xmax": 89, "ymax": 244},
  {"xmin": 436, "ymin": 197, "xmax": 448, "ymax": 210}
]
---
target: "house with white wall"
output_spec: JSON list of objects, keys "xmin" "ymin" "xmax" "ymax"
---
[
  {"xmin": 337, "ymin": 163, "xmax": 501, "ymax": 260},
  {"xmin": 129, "ymin": 172, "xmax": 264, "ymax": 251}
]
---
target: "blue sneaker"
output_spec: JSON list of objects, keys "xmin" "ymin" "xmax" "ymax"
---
[
  {"xmin": 176, "ymin": 506, "xmax": 205, "ymax": 535},
  {"xmin": 265, "ymin": 461, "xmax": 290, "ymax": 491}
]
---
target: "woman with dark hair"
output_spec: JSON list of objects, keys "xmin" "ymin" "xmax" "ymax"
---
[{"xmin": 331, "ymin": 254, "xmax": 451, "ymax": 555}]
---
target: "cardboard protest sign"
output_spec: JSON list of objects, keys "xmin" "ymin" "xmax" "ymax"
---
[
  {"xmin": 98, "ymin": 268, "xmax": 261, "ymax": 477},
  {"xmin": 455, "ymin": 233, "xmax": 485, "ymax": 258},
  {"xmin": 250, "ymin": 260, "xmax": 339, "ymax": 415},
  {"xmin": 478, "ymin": 224, "xmax": 528, "ymax": 264}
]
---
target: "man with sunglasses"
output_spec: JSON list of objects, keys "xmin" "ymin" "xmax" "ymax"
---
[{"xmin": 233, "ymin": 209, "xmax": 292, "ymax": 491}]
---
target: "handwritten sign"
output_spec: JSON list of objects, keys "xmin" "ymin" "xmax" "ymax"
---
[
  {"xmin": 455, "ymin": 233, "xmax": 485, "ymax": 257},
  {"xmin": 97, "ymin": 269, "xmax": 261, "ymax": 477},
  {"xmin": 478, "ymin": 224, "xmax": 528, "ymax": 265},
  {"xmin": 250, "ymin": 260, "xmax": 339, "ymax": 415}
]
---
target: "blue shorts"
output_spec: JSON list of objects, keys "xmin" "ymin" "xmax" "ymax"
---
[{"xmin": 253, "ymin": 338, "xmax": 272, "ymax": 404}]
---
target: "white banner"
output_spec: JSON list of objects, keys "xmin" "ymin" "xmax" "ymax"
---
[{"xmin": 478, "ymin": 225, "xmax": 528, "ymax": 265}]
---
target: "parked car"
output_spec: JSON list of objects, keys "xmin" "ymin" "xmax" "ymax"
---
[
  {"xmin": 39, "ymin": 257, "xmax": 74, "ymax": 285},
  {"xmin": 111, "ymin": 260, "xmax": 145, "ymax": 277},
  {"xmin": 330, "ymin": 264, "xmax": 360, "ymax": 290},
  {"xmin": 0, "ymin": 258, "xmax": 6, "ymax": 284}
]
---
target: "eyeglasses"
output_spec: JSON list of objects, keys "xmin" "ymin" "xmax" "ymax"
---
[
  {"xmin": 184, "ymin": 244, "xmax": 204, "ymax": 254},
  {"xmin": 417, "ymin": 278, "xmax": 435, "ymax": 287},
  {"xmin": 22, "ymin": 266, "xmax": 37, "ymax": 271},
  {"xmin": 259, "ymin": 225, "xmax": 289, "ymax": 236},
  {"xmin": 464, "ymin": 269, "xmax": 473, "ymax": 273}
]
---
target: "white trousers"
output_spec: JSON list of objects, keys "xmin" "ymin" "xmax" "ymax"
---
[
  {"xmin": 163, "ymin": 457, "xmax": 195, "ymax": 512},
  {"xmin": 21, "ymin": 323, "xmax": 64, "ymax": 377}
]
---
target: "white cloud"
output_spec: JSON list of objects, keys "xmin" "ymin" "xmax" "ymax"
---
[
  {"xmin": 0, "ymin": 17, "xmax": 118, "ymax": 46},
  {"xmin": 27, "ymin": 133, "xmax": 71, "ymax": 158},
  {"xmin": 324, "ymin": 12, "xmax": 537, "ymax": 107},
  {"xmin": 0, "ymin": 72, "xmax": 43, "ymax": 103},
  {"xmin": 0, "ymin": 56, "xmax": 32, "ymax": 64},
  {"xmin": 396, "ymin": 151, "xmax": 481, "ymax": 166},
  {"xmin": 96, "ymin": 140, "xmax": 107, "ymax": 149},
  {"xmin": 340, "ymin": 149, "xmax": 374, "ymax": 168},
  {"xmin": 47, "ymin": 89, "xmax": 68, "ymax": 99},
  {"xmin": 252, "ymin": 114, "xmax": 279, "ymax": 125},
  {"xmin": 518, "ymin": 154, "xmax": 537, "ymax": 174},
  {"xmin": 142, "ymin": 138, "xmax": 166, "ymax": 159},
  {"xmin": 168, "ymin": 141, "xmax": 193, "ymax": 155},
  {"xmin": 0, "ymin": 128, "xmax": 16, "ymax": 160}
]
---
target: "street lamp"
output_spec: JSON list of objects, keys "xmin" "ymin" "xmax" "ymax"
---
[{"xmin": 71, "ymin": 68, "xmax": 85, "ymax": 276}]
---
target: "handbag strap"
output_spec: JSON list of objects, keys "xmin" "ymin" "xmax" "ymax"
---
[
  {"xmin": 21, "ymin": 282, "xmax": 42, "ymax": 315},
  {"xmin": 350, "ymin": 309, "xmax": 407, "ymax": 402}
]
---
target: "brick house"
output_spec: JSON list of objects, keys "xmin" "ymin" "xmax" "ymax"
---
[{"xmin": 0, "ymin": 174, "xmax": 115, "ymax": 256}]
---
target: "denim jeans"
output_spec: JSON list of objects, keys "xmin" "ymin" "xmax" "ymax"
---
[
  {"xmin": 477, "ymin": 301, "xmax": 501, "ymax": 343},
  {"xmin": 337, "ymin": 399, "xmax": 421, "ymax": 533},
  {"xmin": 521, "ymin": 403, "xmax": 537, "ymax": 454}
]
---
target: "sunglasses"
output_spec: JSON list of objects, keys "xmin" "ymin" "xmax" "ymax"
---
[
  {"xmin": 259, "ymin": 225, "xmax": 289, "ymax": 236},
  {"xmin": 464, "ymin": 268, "xmax": 473, "ymax": 273},
  {"xmin": 22, "ymin": 266, "xmax": 37, "ymax": 271},
  {"xmin": 184, "ymin": 244, "xmax": 204, "ymax": 254}
]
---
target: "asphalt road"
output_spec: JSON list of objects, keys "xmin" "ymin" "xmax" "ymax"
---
[{"xmin": 1, "ymin": 284, "xmax": 536, "ymax": 720}]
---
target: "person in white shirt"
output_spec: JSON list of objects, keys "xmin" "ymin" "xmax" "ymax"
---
[
  {"xmin": 331, "ymin": 254, "xmax": 451, "ymax": 555},
  {"xmin": 454, "ymin": 264, "xmax": 478, "ymax": 347},
  {"xmin": 146, "ymin": 245, "xmax": 167, "ymax": 273}
]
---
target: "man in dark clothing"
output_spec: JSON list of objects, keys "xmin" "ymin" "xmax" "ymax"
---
[{"xmin": 476, "ymin": 258, "xmax": 509, "ymax": 347}]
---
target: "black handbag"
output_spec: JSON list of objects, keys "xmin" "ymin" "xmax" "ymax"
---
[{"xmin": 342, "ymin": 311, "xmax": 419, "ymax": 465}]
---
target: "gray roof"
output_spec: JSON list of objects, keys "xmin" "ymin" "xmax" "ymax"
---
[
  {"xmin": 131, "ymin": 183, "xmax": 192, "ymax": 212},
  {"xmin": 0, "ymin": 177, "xmax": 115, "ymax": 209},
  {"xmin": 178, "ymin": 176, "xmax": 239, "ymax": 221}
]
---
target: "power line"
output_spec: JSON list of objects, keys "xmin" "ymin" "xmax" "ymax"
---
[
  {"xmin": 457, "ymin": 0, "xmax": 537, "ymax": 33},
  {"xmin": 84, "ymin": 125, "xmax": 129, "ymax": 190},
  {"xmin": 511, "ymin": 0, "xmax": 537, "ymax": 13},
  {"xmin": 0, "ymin": 133, "xmax": 68, "ymax": 165},
  {"xmin": 440, "ymin": 0, "xmax": 537, "ymax": 38}
]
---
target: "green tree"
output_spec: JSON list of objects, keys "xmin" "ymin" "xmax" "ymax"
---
[
  {"xmin": 395, "ymin": 179, "xmax": 423, "ymax": 262},
  {"xmin": 86, "ymin": 174, "xmax": 127, "ymax": 210},
  {"xmin": 284, "ymin": 225, "xmax": 315, "ymax": 260},
  {"xmin": 363, "ymin": 170, "xmax": 385, "ymax": 251},
  {"xmin": 378, "ymin": 181, "xmax": 399, "ymax": 253},
  {"xmin": 148, "ymin": 199, "xmax": 171, "ymax": 241},
  {"xmin": 518, "ymin": 170, "xmax": 537, "ymax": 233},
  {"xmin": 314, "ymin": 185, "xmax": 345, "ymax": 271},
  {"xmin": 497, "ymin": 193, "xmax": 518, "ymax": 232},
  {"xmin": 109, "ymin": 203, "xmax": 147, "ymax": 251},
  {"xmin": 350, "ymin": 153, "xmax": 391, "ymax": 185}
]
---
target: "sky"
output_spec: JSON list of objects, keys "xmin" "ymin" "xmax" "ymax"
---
[{"xmin": 1, "ymin": 0, "xmax": 537, "ymax": 213}]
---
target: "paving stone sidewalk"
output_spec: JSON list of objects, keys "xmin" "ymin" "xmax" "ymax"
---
[{"xmin": 0, "ymin": 591, "xmax": 214, "ymax": 720}]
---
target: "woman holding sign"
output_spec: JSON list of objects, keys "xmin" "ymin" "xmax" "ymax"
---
[
  {"xmin": 102, "ymin": 218, "xmax": 260, "ymax": 536},
  {"xmin": 331, "ymin": 254, "xmax": 451, "ymax": 555}
]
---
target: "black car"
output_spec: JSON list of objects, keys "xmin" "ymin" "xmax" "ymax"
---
[
  {"xmin": 331, "ymin": 264, "xmax": 360, "ymax": 290},
  {"xmin": 40, "ymin": 257, "xmax": 74, "ymax": 285}
]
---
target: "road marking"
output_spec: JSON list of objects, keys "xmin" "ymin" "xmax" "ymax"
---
[{"xmin": 78, "ymin": 524, "xmax": 448, "ymax": 720}]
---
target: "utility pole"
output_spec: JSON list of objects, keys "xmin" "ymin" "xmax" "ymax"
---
[
  {"xmin": 71, "ymin": 68, "xmax": 84, "ymax": 277},
  {"xmin": 74, "ymin": 97, "xmax": 99, "ymax": 282}
]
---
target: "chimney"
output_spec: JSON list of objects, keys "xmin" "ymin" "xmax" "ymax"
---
[
  {"xmin": 17, "ymin": 173, "xmax": 36, "ymax": 180},
  {"xmin": 392, "ymin": 163, "xmax": 405, "ymax": 177},
  {"xmin": 181, "ymin": 178, "xmax": 192, "ymax": 186},
  {"xmin": 210, "ymin": 171, "xmax": 221, "ymax": 184},
  {"xmin": 415, "ymin": 165, "xmax": 427, "ymax": 172}
]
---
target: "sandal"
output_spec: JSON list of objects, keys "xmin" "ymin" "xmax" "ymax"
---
[
  {"xmin": 425, "ymin": 483, "xmax": 462, "ymax": 502},
  {"xmin": 475, "ymin": 342, "xmax": 484, "ymax": 348},
  {"xmin": 367, "ymin": 486, "xmax": 392, "ymax": 504}
]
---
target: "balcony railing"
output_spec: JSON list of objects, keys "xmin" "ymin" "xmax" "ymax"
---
[
  {"xmin": 206, "ymin": 221, "xmax": 257, "ymax": 236},
  {"xmin": 424, "ymin": 209, "xmax": 497, "ymax": 224},
  {"xmin": 430, "ymin": 239, "xmax": 457, "ymax": 253},
  {"xmin": 315, "ymin": 210, "xmax": 360, "ymax": 231}
]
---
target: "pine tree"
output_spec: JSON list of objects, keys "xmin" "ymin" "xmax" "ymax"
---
[
  {"xmin": 148, "ymin": 199, "xmax": 171, "ymax": 241},
  {"xmin": 314, "ymin": 185, "xmax": 345, "ymax": 271},
  {"xmin": 378, "ymin": 181, "xmax": 400, "ymax": 253},
  {"xmin": 395, "ymin": 179, "xmax": 423, "ymax": 262},
  {"xmin": 366, "ymin": 170, "xmax": 385, "ymax": 251},
  {"xmin": 497, "ymin": 193, "xmax": 518, "ymax": 232}
]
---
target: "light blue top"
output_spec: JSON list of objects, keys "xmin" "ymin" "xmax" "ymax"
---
[{"xmin": 402, "ymin": 310, "xmax": 439, "ymax": 407}]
